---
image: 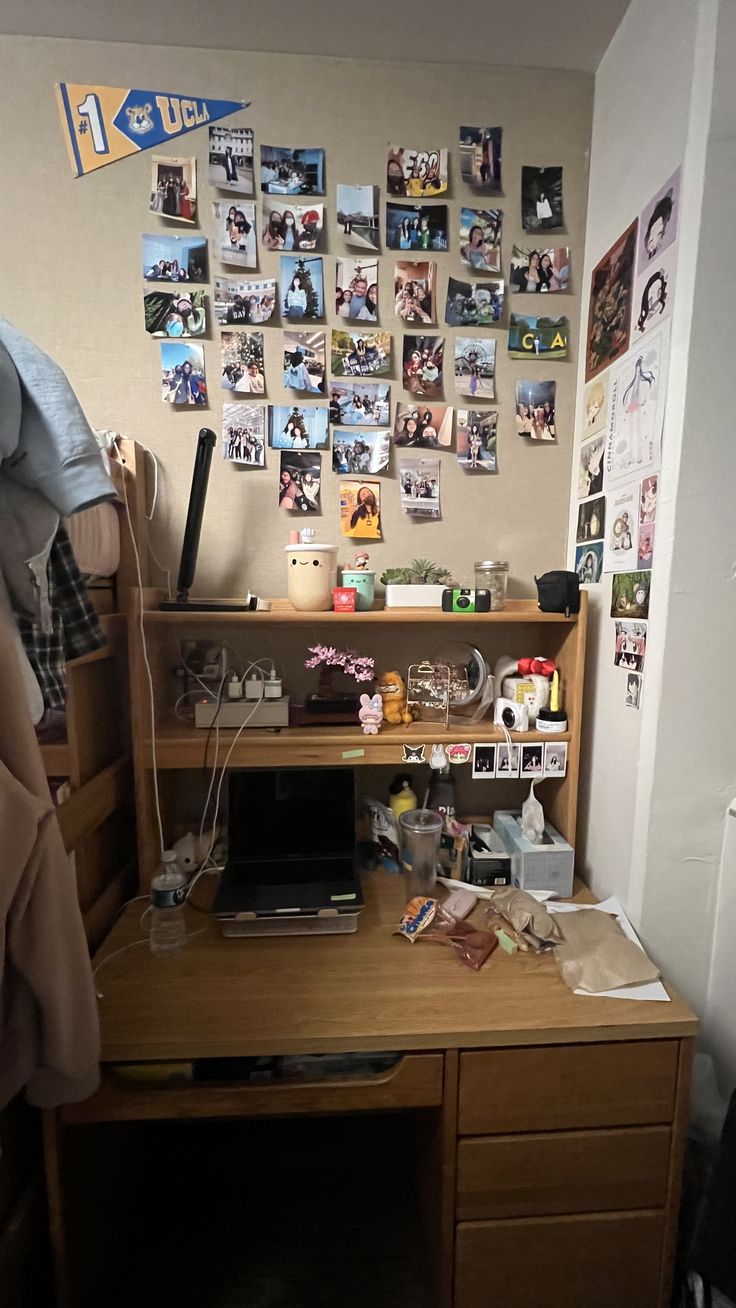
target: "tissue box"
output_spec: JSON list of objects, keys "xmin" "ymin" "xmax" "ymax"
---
[{"xmin": 493, "ymin": 810, "xmax": 574, "ymax": 897}]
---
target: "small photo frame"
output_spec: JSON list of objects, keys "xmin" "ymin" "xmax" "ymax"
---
[
  {"xmin": 543, "ymin": 742, "xmax": 568, "ymax": 777},
  {"xmin": 495, "ymin": 743, "xmax": 520, "ymax": 778},
  {"xmin": 521, "ymin": 743, "xmax": 544, "ymax": 776},
  {"xmin": 472, "ymin": 743, "xmax": 496, "ymax": 778}
]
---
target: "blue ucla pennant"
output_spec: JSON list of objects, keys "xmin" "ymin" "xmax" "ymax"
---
[{"xmin": 55, "ymin": 83, "xmax": 249, "ymax": 177}]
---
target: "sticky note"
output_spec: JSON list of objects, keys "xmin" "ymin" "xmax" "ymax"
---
[{"xmin": 342, "ymin": 748, "xmax": 365, "ymax": 759}]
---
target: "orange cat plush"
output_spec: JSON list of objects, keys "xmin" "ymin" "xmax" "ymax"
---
[{"xmin": 377, "ymin": 671, "xmax": 414, "ymax": 726}]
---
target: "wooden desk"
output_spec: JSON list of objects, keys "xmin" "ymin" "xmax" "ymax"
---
[{"xmin": 46, "ymin": 873, "xmax": 697, "ymax": 1308}]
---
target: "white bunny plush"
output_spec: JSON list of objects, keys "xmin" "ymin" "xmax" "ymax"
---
[{"xmin": 358, "ymin": 692, "xmax": 383, "ymax": 735}]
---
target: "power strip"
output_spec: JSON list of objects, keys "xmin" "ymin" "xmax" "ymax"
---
[{"xmin": 194, "ymin": 696, "xmax": 290, "ymax": 729}]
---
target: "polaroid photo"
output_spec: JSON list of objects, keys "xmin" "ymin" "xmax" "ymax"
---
[
  {"xmin": 403, "ymin": 335, "xmax": 444, "ymax": 399},
  {"xmin": 638, "ymin": 167, "xmax": 680, "ymax": 274},
  {"xmin": 214, "ymin": 276, "xmax": 277, "ymax": 327},
  {"xmin": 211, "ymin": 200, "xmax": 257, "ymax": 268},
  {"xmin": 576, "ymin": 494, "xmax": 605, "ymax": 546},
  {"xmin": 394, "ymin": 261, "xmax": 436, "ymax": 324},
  {"xmin": 521, "ymin": 165, "xmax": 563, "ymax": 232},
  {"xmin": 625, "ymin": 671, "xmax": 642, "ymax": 710},
  {"xmin": 456, "ymin": 410, "xmax": 497, "ymax": 473},
  {"xmin": 583, "ymin": 375, "xmax": 609, "ymax": 439},
  {"xmin": 283, "ymin": 330, "xmax": 326, "ymax": 395},
  {"xmin": 260, "ymin": 146, "xmax": 325, "ymax": 196},
  {"xmin": 521, "ymin": 743, "xmax": 544, "ymax": 776},
  {"xmin": 611, "ymin": 572, "xmax": 651, "ymax": 621},
  {"xmin": 335, "ymin": 257, "xmax": 379, "ymax": 322},
  {"xmin": 393, "ymin": 403, "xmax": 452, "ymax": 449},
  {"xmin": 445, "ymin": 276, "xmax": 504, "ymax": 327},
  {"xmin": 143, "ymin": 289, "xmax": 205, "ymax": 338},
  {"xmin": 280, "ymin": 255, "xmax": 324, "ymax": 321},
  {"xmin": 386, "ymin": 202, "xmax": 449, "ymax": 253},
  {"xmin": 150, "ymin": 155, "xmax": 197, "ymax": 224},
  {"xmin": 208, "ymin": 124, "xmax": 254, "ymax": 194},
  {"xmin": 336, "ymin": 185, "xmax": 380, "ymax": 250},
  {"xmin": 632, "ymin": 242, "xmax": 676, "ymax": 341},
  {"xmin": 262, "ymin": 202, "xmax": 324, "ymax": 252},
  {"xmin": 220, "ymin": 331, "xmax": 264, "ymax": 394},
  {"xmin": 614, "ymin": 619, "xmax": 647, "ymax": 673},
  {"xmin": 508, "ymin": 314, "xmax": 569, "ymax": 360},
  {"xmin": 459, "ymin": 126, "xmax": 502, "ymax": 193},
  {"xmin": 454, "ymin": 338, "xmax": 496, "ymax": 400},
  {"xmin": 339, "ymin": 479, "xmax": 382, "ymax": 539},
  {"xmin": 472, "ymin": 743, "xmax": 496, "ymax": 778},
  {"xmin": 544, "ymin": 742, "xmax": 568, "ymax": 777},
  {"xmin": 279, "ymin": 450, "xmax": 322, "ymax": 512},
  {"xmin": 331, "ymin": 329, "xmax": 391, "ymax": 378},
  {"xmin": 398, "ymin": 455, "xmax": 440, "ymax": 519},
  {"xmin": 387, "ymin": 146, "xmax": 448, "ymax": 198},
  {"xmin": 575, "ymin": 542, "xmax": 604, "ymax": 584},
  {"xmin": 605, "ymin": 324, "xmax": 669, "ymax": 486},
  {"xmin": 160, "ymin": 342, "xmax": 206, "ymax": 406},
  {"xmin": 585, "ymin": 221, "xmax": 638, "ymax": 381},
  {"xmin": 142, "ymin": 233, "xmax": 208, "ymax": 283},
  {"xmin": 269, "ymin": 405, "xmax": 329, "ymax": 450},
  {"xmin": 604, "ymin": 486, "xmax": 637, "ymax": 574},
  {"xmin": 459, "ymin": 209, "xmax": 502, "ymax": 273},
  {"xmin": 578, "ymin": 433, "xmax": 605, "ymax": 499},
  {"xmin": 515, "ymin": 380, "xmax": 556, "ymax": 441},
  {"xmin": 328, "ymin": 382, "xmax": 390, "ymax": 426},
  {"xmin": 495, "ymin": 742, "xmax": 520, "ymax": 778},
  {"xmin": 510, "ymin": 245, "xmax": 570, "ymax": 294},
  {"xmin": 222, "ymin": 402, "xmax": 265, "ymax": 466},
  {"xmin": 332, "ymin": 429, "xmax": 391, "ymax": 475}
]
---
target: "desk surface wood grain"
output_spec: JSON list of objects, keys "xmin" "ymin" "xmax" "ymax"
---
[{"xmin": 94, "ymin": 873, "xmax": 697, "ymax": 1062}]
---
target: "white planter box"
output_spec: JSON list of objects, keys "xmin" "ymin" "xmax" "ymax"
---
[{"xmin": 384, "ymin": 583, "xmax": 445, "ymax": 609}]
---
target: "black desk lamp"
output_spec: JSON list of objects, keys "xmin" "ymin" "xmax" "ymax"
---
[{"xmin": 159, "ymin": 428, "xmax": 263, "ymax": 612}]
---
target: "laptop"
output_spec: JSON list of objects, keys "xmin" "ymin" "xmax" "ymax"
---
[{"xmin": 212, "ymin": 767, "xmax": 364, "ymax": 936}]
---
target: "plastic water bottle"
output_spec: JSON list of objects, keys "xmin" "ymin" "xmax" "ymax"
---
[{"xmin": 150, "ymin": 851, "xmax": 187, "ymax": 956}]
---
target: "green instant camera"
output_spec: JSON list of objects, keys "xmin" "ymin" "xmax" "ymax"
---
[{"xmin": 441, "ymin": 587, "xmax": 491, "ymax": 613}]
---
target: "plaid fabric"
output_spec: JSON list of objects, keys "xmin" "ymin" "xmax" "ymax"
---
[{"xmin": 18, "ymin": 525, "xmax": 106, "ymax": 710}]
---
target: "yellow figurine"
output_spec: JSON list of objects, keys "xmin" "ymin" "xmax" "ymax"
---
[{"xmin": 377, "ymin": 671, "xmax": 414, "ymax": 726}]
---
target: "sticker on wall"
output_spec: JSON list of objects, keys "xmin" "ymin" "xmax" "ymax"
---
[
  {"xmin": 508, "ymin": 314, "xmax": 569, "ymax": 361},
  {"xmin": 603, "ymin": 485, "xmax": 637, "ymax": 574},
  {"xmin": 515, "ymin": 380, "xmax": 556, "ymax": 442},
  {"xmin": 429, "ymin": 744, "xmax": 448, "ymax": 770},
  {"xmin": 575, "ymin": 542, "xmax": 603, "ymax": 585},
  {"xmin": 582, "ymin": 374, "xmax": 609, "ymax": 439},
  {"xmin": 624, "ymin": 671, "xmax": 642, "ymax": 710},
  {"xmin": 637, "ymin": 167, "xmax": 681, "ymax": 274},
  {"xmin": 510, "ymin": 245, "xmax": 570, "ymax": 294},
  {"xmin": 577, "ymin": 434, "xmax": 605, "ymax": 499},
  {"xmin": 611, "ymin": 572, "xmax": 651, "ymax": 621},
  {"xmin": 575, "ymin": 495, "xmax": 606, "ymax": 547},
  {"xmin": 402, "ymin": 744, "xmax": 426, "ymax": 764},
  {"xmin": 223, "ymin": 403, "xmax": 266, "ymax": 466},
  {"xmin": 55, "ymin": 83, "xmax": 248, "ymax": 178},
  {"xmin": 544, "ymin": 742, "xmax": 568, "ymax": 777},
  {"xmin": 614, "ymin": 620, "xmax": 647, "ymax": 673},
  {"xmin": 632, "ymin": 242, "xmax": 676, "ymax": 342},
  {"xmin": 447, "ymin": 744, "xmax": 472, "ymax": 766},
  {"xmin": 456, "ymin": 410, "xmax": 497, "ymax": 473},
  {"xmin": 585, "ymin": 220, "xmax": 638, "ymax": 381},
  {"xmin": 336, "ymin": 185, "xmax": 380, "ymax": 251},
  {"xmin": 471, "ymin": 744, "xmax": 496, "ymax": 777}
]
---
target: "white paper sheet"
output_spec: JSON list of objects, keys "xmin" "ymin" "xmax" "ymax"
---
[{"xmin": 548, "ymin": 896, "xmax": 670, "ymax": 1002}]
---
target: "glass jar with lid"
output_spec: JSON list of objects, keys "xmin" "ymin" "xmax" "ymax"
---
[{"xmin": 474, "ymin": 560, "xmax": 509, "ymax": 611}]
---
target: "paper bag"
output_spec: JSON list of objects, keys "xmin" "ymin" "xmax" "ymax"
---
[
  {"xmin": 487, "ymin": 887, "xmax": 565, "ymax": 950},
  {"xmin": 555, "ymin": 910, "xmax": 660, "ymax": 994}
]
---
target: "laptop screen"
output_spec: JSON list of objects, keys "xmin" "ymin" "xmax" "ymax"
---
[{"xmin": 227, "ymin": 767, "xmax": 356, "ymax": 868}]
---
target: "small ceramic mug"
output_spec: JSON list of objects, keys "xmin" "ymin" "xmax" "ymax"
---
[
  {"xmin": 340, "ymin": 569, "xmax": 375, "ymax": 612},
  {"xmin": 285, "ymin": 544, "xmax": 338, "ymax": 611}
]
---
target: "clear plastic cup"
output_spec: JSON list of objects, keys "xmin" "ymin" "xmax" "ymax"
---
[{"xmin": 398, "ymin": 809, "xmax": 443, "ymax": 899}]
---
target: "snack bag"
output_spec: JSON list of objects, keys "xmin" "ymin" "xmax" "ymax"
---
[{"xmin": 396, "ymin": 897, "xmax": 497, "ymax": 971}]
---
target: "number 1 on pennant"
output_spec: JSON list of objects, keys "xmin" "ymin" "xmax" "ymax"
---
[{"xmin": 76, "ymin": 93, "xmax": 109, "ymax": 155}]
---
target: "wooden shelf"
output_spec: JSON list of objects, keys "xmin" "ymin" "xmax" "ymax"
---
[
  {"xmin": 147, "ymin": 718, "xmax": 571, "ymax": 769},
  {"xmin": 142, "ymin": 598, "xmax": 580, "ymax": 626}
]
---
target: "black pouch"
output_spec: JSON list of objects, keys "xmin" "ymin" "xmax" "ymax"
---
[{"xmin": 535, "ymin": 570, "xmax": 581, "ymax": 616}]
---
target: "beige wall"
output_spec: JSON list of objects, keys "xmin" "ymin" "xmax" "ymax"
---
[{"xmin": 0, "ymin": 35, "xmax": 592, "ymax": 600}]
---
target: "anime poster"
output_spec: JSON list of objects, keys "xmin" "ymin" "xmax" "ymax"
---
[
  {"xmin": 280, "ymin": 256, "xmax": 324, "ymax": 321},
  {"xmin": 394, "ymin": 404, "xmax": 453, "ymax": 449},
  {"xmin": 402, "ymin": 335, "xmax": 445, "ymax": 399},
  {"xmin": 515, "ymin": 380, "xmax": 556, "ymax": 441},
  {"xmin": 149, "ymin": 155, "xmax": 197, "ymax": 224},
  {"xmin": 459, "ymin": 209, "xmax": 502, "ymax": 272},
  {"xmin": 510, "ymin": 245, "xmax": 570, "ymax": 293},
  {"xmin": 583, "ymin": 374, "xmax": 609, "ymax": 438},
  {"xmin": 603, "ymin": 484, "xmax": 637, "ymax": 574},
  {"xmin": 262, "ymin": 203, "xmax": 324, "ymax": 252},
  {"xmin": 394, "ymin": 262, "xmax": 436, "ymax": 324},
  {"xmin": 585, "ymin": 220, "xmax": 638, "ymax": 380},
  {"xmin": 445, "ymin": 277, "xmax": 504, "ymax": 326},
  {"xmin": 386, "ymin": 203, "xmax": 449, "ymax": 252},
  {"xmin": 213, "ymin": 276, "xmax": 277, "ymax": 325},
  {"xmin": 521, "ymin": 166, "xmax": 563, "ymax": 231},
  {"xmin": 220, "ymin": 331, "xmax": 264, "ymax": 394},
  {"xmin": 625, "ymin": 671, "xmax": 642, "ymax": 710},
  {"xmin": 331, "ymin": 329, "xmax": 391, "ymax": 377},
  {"xmin": 268, "ymin": 405, "xmax": 329, "ymax": 450},
  {"xmin": 260, "ymin": 146, "xmax": 325, "ymax": 195},
  {"xmin": 222, "ymin": 402, "xmax": 265, "ymax": 466},
  {"xmin": 577, "ymin": 433, "xmax": 605, "ymax": 499},
  {"xmin": 508, "ymin": 314, "xmax": 569, "ymax": 360},
  {"xmin": 456, "ymin": 410, "xmax": 498, "ymax": 473},
  {"xmin": 638, "ymin": 473, "xmax": 658, "ymax": 569},
  {"xmin": 328, "ymin": 382, "xmax": 390, "ymax": 426},
  {"xmin": 387, "ymin": 146, "xmax": 448, "ymax": 197},
  {"xmin": 611, "ymin": 571, "xmax": 651, "ymax": 621},
  {"xmin": 398, "ymin": 456, "xmax": 440, "ymax": 518},
  {"xmin": 575, "ymin": 495, "xmax": 606, "ymax": 546},
  {"xmin": 459, "ymin": 126, "xmax": 502, "ymax": 192},
  {"xmin": 637, "ymin": 167, "xmax": 681, "ymax": 274},
  {"xmin": 454, "ymin": 338, "xmax": 496, "ymax": 400},
  {"xmin": 211, "ymin": 200, "xmax": 257, "ymax": 268},
  {"xmin": 605, "ymin": 323, "xmax": 669, "ymax": 488},
  {"xmin": 332, "ymin": 430, "xmax": 391, "ymax": 475},
  {"xmin": 142, "ymin": 233, "xmax": 208, "ymax": 282},
  {"xmin": 143, "ymin": 289, "xmax": 205, "ymax": 337},
  {"xmin": 282, "ymin": 331, "xmax": 326, "ymax": 394},
  {"xmin": 335, "ymin": 258, "xmax": 379, "ymax": 322},
  {"xmin": 160, "ymin": 342, "xmax": 206, "ymax": 405},
  {"xmin": 339, "ymin": 480, "xmax": 382, "ymax": 539},
  {"xmin": 575, "ymin": 542, "xmax": 603, "ymax": 584},
  {"xmin": 208, "ymin": 123, "xmax": 254, "ymax": 193},
  {"xmin": 278, "ymin": 451, "xmax": 321, "ymax": 511},
  {"xmin": 632, "ymin": 243, "xmax": 676, "ymax": 341},
  {"xmin": 613, "ymin": 620, "xmax": 648, "ymax": 673},
  {"xmin": 336, "ymin": 185, "xmax": 380, "ymax": 250}
]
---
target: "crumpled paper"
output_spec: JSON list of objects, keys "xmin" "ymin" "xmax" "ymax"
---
[{"xmin": 486, "ymin": 887, "xmax": 565, "ymax": 951}]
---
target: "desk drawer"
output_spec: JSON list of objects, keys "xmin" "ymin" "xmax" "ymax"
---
[
  {"xmin": 456, "ymin": 1125, "xmax": 670, "ymax": 1220},
  {"xmin": 455, "ymin": 1210, "xmax": 665, "ymax": 1308},
  {"xmin": 61, "ymin": 1053, "xmax": 444, "ymax": 1123},
  {"xmin": 459, "ymin": 1040, "xmax": 678, "ymax": 1135}
]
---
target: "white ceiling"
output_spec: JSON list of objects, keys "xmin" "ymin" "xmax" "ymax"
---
[{"xmin": 0, "ymin": 0, "xmax": 631, "ymax": 72}]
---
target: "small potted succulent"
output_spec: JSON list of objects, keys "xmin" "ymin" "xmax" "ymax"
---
[{"xmin": 380, "ymin": 558, "xmax": 455, "ymax": 609}]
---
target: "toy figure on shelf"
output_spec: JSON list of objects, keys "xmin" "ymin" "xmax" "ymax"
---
[
  {"xmin": 377, "ymin": 670, "xmax": 414, "ymax": 726},
  {"xmin": 354, "ymin": 550, "xmax": 370, "ymax": 571},
  {"xmin": 359, "ymin": 692, "xmax": 383, "ymax": 735}
]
